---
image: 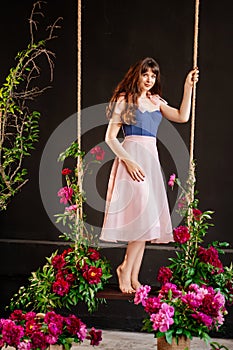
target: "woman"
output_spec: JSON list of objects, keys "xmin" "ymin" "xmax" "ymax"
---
[{"xmin": 100, "ymin": 57, "xmax": 199, "ymax": 294}]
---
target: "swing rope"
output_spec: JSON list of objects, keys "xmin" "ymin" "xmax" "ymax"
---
[
  {"xmin": 189, "ymin": 0, "xmax": 200, "ymax": 203},
  {"xmin": 76, "ymin": 0, "xmax": 83, "ymax": 236}
]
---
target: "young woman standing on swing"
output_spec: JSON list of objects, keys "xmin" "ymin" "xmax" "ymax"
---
[{"xmin": 100, "ymin": 57, "xmax": 199, "ymax": 294}]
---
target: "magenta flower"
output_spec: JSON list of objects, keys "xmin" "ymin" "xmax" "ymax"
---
[
  {"xmin": 181, "ymin": 291, "xmax": 203, "ymax": 309},
  {"xmin": 144, "ymin": 297, "xmax": 161, "ymax": 314},
  {"xmin": 158, "ymin": 283, "xmax": 182, "ymax": 299},
  {"xmin": 1, "ymin": 319, "xmax": 24, "ymax": 347},
  {"xmin": 157, "ymin": 266, "xmax": 173, "ymax": 284},
  {"xmin": 150, "ymin": 303, "xmax": 174, "ymax": 332},
  {"xmin": 134, "ymin": 285, "xmax": 151, "ymax": 305},
  {"xmin": 191, "ymin": 312, "xmax": 213, "ymax": 328},
  {"xmin": 173, "ymin": 225, "xmax": 190, "ymax": 244},
  {"xmin": 90, "ymin": 146, "xmax": 105, "ymax": 161},
  {"xmin": 57, "ymin": 186, "xmax": 73, "ymax": 204},
  {"xmin": 168, "ymin": 173, "xmax": 176, "ymax": 187}
]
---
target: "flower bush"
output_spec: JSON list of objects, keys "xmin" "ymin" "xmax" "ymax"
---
[
  {"xmin": 0, "ymin": 310, "xmax": 102, "ymax": 349},
  {"xmin": 134, "ymin": 170, "xmax": 233, "ymax": 346},
  {"xmin": 9, "ymin": 143, "xmax": 111, "ymax": 313}
]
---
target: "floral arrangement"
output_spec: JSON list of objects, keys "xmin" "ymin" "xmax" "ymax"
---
[
  {"xmin": 0, "ymin": 310, "xmax": 102, "ymax": 349},
  {"xmin": 9, "ymin": 243, "xmax": 111, "ymax": 313},
  {"xmin": 9, "ymin": 142, "xmax": 111, "ymax": 313},
  {"xmin": 134, "ymin": 169, "xmax": 233, "ymax": 346}
]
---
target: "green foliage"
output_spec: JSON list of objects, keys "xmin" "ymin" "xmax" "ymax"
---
[{"xmin": 0, "ymin": 2, "xmax": 61, "ymax": 210}]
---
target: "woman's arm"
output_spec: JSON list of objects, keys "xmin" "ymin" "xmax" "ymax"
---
[
  {"xmin": 160, "ymin": 67, "xmax": 199, "ymax": 123},
  {"xmin": 105, "ymin": 107, "xmax": 145, "ymax": 182}
]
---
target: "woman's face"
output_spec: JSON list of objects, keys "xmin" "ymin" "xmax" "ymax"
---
[{"xmin": 138, "ymin": 68, "xmax": 156, "ymax": 93}]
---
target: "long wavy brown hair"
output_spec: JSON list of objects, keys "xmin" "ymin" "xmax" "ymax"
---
[{"xmin": 106, "ymin": 57, "xmax": 161, "ymax": 124}]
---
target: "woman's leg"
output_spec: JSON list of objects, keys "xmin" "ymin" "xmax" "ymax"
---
[
  {"xmin": 117, "ymin": 241, "xmax": 146, "ymax": 293},
  {"xmin": 131, "ymin": 241, "xmax": 146, "ymax": 290}
]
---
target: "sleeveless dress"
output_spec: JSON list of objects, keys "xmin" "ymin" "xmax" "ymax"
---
[{"xmin": 100, "ymin": 107, "xmax": 173, "ymax": 243}]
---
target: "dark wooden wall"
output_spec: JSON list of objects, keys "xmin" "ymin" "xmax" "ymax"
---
[{"xmin": 0, "ymin": 0, "xmax": 232, "ymax": 335}]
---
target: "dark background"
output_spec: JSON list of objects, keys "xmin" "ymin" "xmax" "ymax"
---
[{"xmin": 0, "ymin": 0, "xmax": 232, "ymax": 336}]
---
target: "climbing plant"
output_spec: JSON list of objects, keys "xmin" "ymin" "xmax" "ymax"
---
[{"xmin": 0, "ymin": 1, "xmax": 61, "ymax": 210}]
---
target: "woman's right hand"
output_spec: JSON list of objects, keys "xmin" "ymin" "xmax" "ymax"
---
[{"xmin": 122, "ymin": 159, "xmax": 145, "ymax": 182}]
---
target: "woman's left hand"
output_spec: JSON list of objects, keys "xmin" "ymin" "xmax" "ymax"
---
[{"xmin": 185, "ymin": 67, "xmax": 199, "ymax": 88}]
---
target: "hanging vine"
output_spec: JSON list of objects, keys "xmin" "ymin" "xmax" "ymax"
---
[{"xmin": 0, "ymin": 1, "xmax": 62, "ymax": 210}]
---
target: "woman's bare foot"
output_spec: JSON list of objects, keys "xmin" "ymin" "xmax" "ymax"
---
[
  {"xmin": 131, "ymin": 280, "xmax": 142, "ymax": 291},
  {"xmin": 116, "ymin": 265, "xmax": 135, "ymax": 294}
]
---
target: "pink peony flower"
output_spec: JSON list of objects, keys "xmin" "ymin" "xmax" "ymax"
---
[
  {"xmin": 76, "ymin": 321, "xmax": 87, "ymax": 341},
  {"xmin": 173, "ymin": 225, "xmax": 190, "ymax": 244},
  {"xmin": 134, "ymin": 285, "xmax": 151, "ymax": 305},
  {"xmin": 191, "ymin": 312, "xmax": 213, "ymax": 328},
  {"xmin": 57, "ymin": 186, "xmax": 73, "ymax": 204},
  {"xmin": 87, "ymin": 327, "xmax": 102, "ymax": 346},
  {"xmin": 158, "ymin": 283, "xmax": 182, "ymax": 299},
  {"xmin": 65, "ymin": 204, "xmax": 78, "ymax": 212},
  {"xmin": 157, "ymin": 266, "xmax": 173, "ymax": 284},
  {"xmin": 150, "ymin": 303, "xmax": 174, "ymax": 332},
  {"xmin": 83, "ymin": 266, "xmax": 102, "ymax": 284},
  {"xmin": 18, "ymin": 341, "xmax": 32, "ymax": 350},
  {"xmin": 168, "ymin": 173, "xmax": 176, "ymax": 187}
]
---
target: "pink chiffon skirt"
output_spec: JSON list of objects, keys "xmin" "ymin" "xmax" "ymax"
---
[{"xmin": 100, "ymin": 135, "xmax": 173, "ymax": 243}]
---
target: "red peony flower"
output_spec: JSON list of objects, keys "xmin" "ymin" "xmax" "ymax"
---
[
  {"xmin": 51, "ymin": 255, "xmax": 66, "ymax": 270},
  {"xmin": 61, "ymin": 168, "xmax": 72, "ymax": 175},
  {"xmin": 64, "ymin": 315, "xmax": 83, "ymax": 336},
  {"xmin": 193, "ymin": 208, "xmax": 202, "ymax": 221},
  {"xmin": 87, "ymin": 327, "xmax": 102, "ymax": 346},
  {"xmin": 173, "ymin": 225, "xmax": 190, "ymax": 244},
  {"xmin": 9, "ymin": 310, "xmax": 25, "ymax": 322},
  {"xmin": 52, "ymin": 278, "xmax": 70, "ymax": 296},
  {"xmin": 197, "ymin": 246, "xmax": 224, "ymax": 273},
  {"xmin": 83, "ymin": 266, "xmax": 102, "ymax": 284},
  {"xmin": 157, "ymin": 266, "xmax": 173, "ymax": 284},
  {"xmin": 87, "ymin": 248, "xmax": 100, "ymax": 261},
  {"xmin": 90, "ymin": 146, "xmax": 105, "ymax": 161}
]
